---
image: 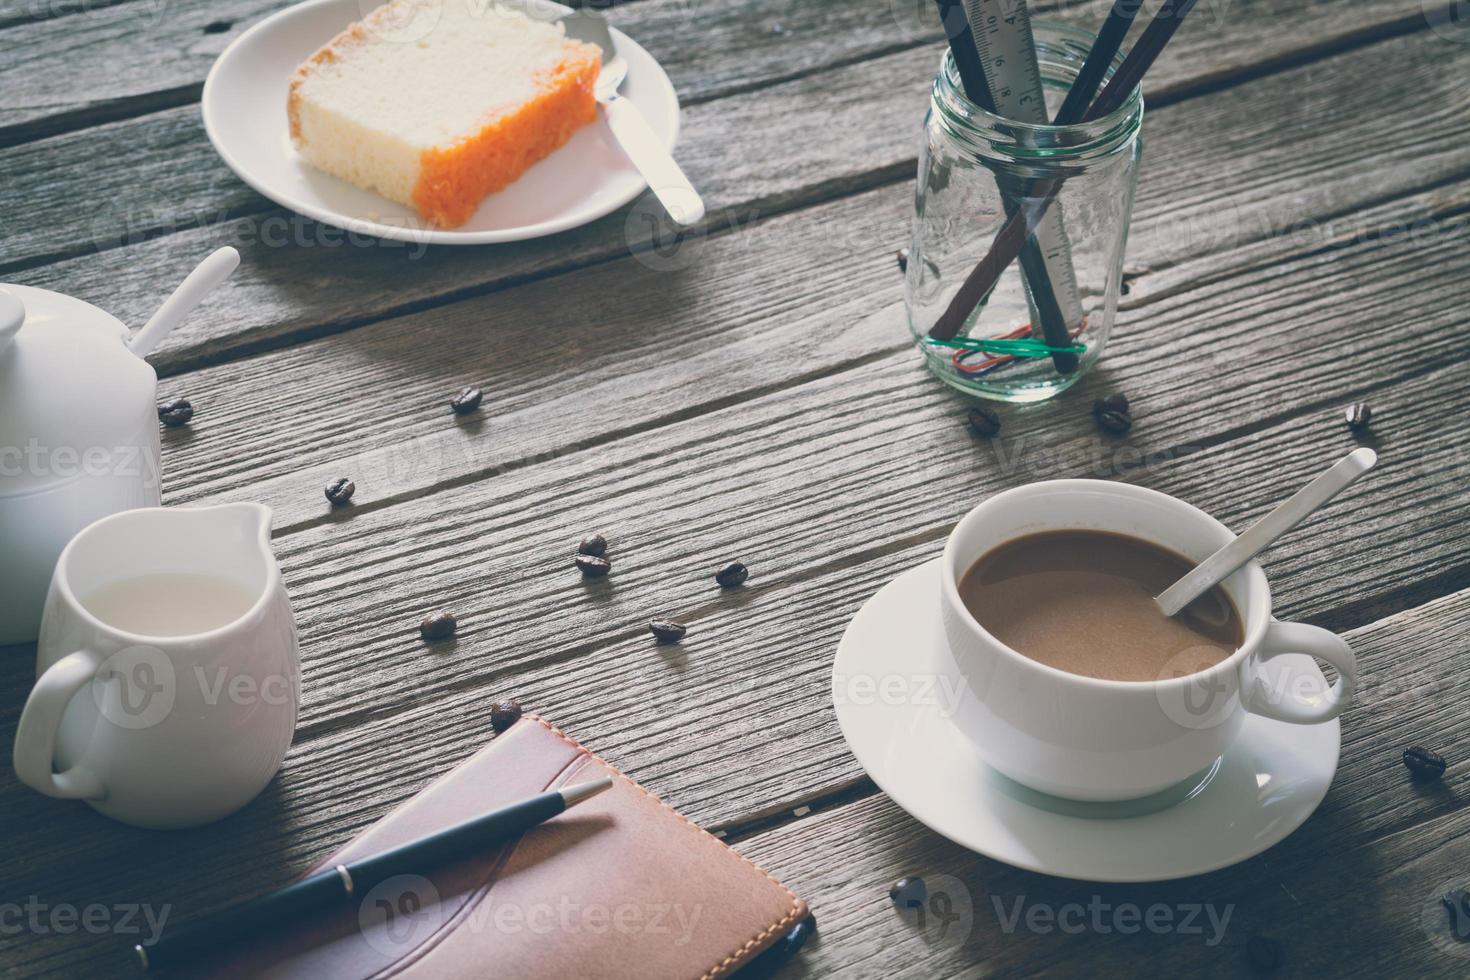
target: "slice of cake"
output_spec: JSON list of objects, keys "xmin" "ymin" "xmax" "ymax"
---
[{"xmin": 289, "ymin": 0, "xmax": 602, "ymax": 228}]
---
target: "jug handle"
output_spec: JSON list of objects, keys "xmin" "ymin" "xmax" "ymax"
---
[{"xmin": 13, "ymin": 650, "xmax": 107, "ymax": 800}]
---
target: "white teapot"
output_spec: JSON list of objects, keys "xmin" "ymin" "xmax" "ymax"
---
[{"xmin": 0, "ymin": 248, "xmax": 239, "ymax": 645}]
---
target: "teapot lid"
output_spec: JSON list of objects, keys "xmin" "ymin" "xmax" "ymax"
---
[{"xmin": 0, "ymin": 284, "xmax": 158, "ymax": 497}]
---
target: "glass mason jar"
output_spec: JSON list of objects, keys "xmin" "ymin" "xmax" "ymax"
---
[{"xmin": 905, "ymin": 23, "xmax": 1144, "ymax": 402}]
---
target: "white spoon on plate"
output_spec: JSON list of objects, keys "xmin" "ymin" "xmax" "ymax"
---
[
  {"xmin": 561, "ymin": 11, "xmax": 705, "ymax": 226},
  {"xmin": 1156, "ymin": 447, "xmax": 1378, "ymax": 617}
]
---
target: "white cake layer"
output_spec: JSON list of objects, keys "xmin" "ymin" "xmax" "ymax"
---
[{"xmin": 291, "ymin": 0, "xmax": 584, "ymax": 207}]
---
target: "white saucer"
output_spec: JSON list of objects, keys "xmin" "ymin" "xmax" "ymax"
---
[
  {"xmin": 832, "ymin": 559, "xmax": 1341, "ymax": 882},
  {"xmin": 202, "ymin": 0, "xmax": 681, "ymax": 244}
]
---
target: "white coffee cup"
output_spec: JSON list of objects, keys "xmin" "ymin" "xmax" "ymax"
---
[
  {"xmin": 12, "ymin": 503, "xmax": 300, "ymax": 829},
  {"xmin": 938, "ymin": 479, "xmax": 1357, "ymax": 802}
]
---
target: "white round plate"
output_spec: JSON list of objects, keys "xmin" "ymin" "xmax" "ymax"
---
[
  {"xmin": 832, "ymin": 559, "xmax": 1341, "ymax": 883},
  {"xmin": 202, "ymin": 0, "xmax": 681, "ymax": 244}
]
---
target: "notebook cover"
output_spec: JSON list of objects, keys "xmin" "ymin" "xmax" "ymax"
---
[{"xmin": 190, "ymin": 715, "xmax": 808, "ymax": 979}]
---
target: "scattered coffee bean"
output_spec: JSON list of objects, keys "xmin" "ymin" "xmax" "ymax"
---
[
  {"xmin": 715, "ymin": 561, "xmax": 749, "ymax": 588},
  {"xmin": 1403, "ymin": 745, "xmax": 1447, "ymax": 780},
  {"xmin": 1344, "ymin": 401, "xmax": 1373, "ymax": 431},
  {"xmin": 649, "ymin": 620, "xmax": 687, "ymax": 643},
  {"xmin": 1442, "ymin": 888, "xmax": 1470, "ymax": 940},
  {"xmin": 578, "ymin": 533, "xmax": 608, "ymax": 557},
  {"xmin": 778, "ymin": 914, "xmax": 816, "ymax": 954},
  {"xmin": 489, "ymin": 699, "xmax": 523, "ymax": 734},
  {"xmin": 575, "ymin": 554, "xmax": 611, "ymax": 578},
  {"xmin": 324, "ymin": 477, "xmax": 355, "ymax": 506},
  {"xmin": 967, "ymin": 406, "xmax": 1001, "ymax": 438},
  {"xmin": 157, "ymin": 397, "xmax": 194, "ymax": 427},
  {"xmin": 449, "ymin": 385, "xmax": 483, "ymax": 415},
  {"xmin": 1091, "ymin": 394, "xmax": 1134, "ymax": 433},
  {"xmin": 1244, "ymin": 934, "xmax": 1283, "ymax": 973},
  {"xmin": 889, "ymin": 877, "xmax": 927, "ymax": 911},
  {"xmin": 419, "ymin": 611, "xmax": 457, "ymax": 641},
  {"xmin": 896, "ymin": 248, "xmax": 909, "ymax": 274}
]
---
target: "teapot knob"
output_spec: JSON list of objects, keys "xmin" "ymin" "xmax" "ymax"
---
[{"xmin": 0, "ymin": 290, "xmax": 21, "ymax": 354}]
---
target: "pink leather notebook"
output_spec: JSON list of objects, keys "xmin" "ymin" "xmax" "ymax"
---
[{"xmin": 192, "ymin": 715, "xmax": 808, "ymax": 979}]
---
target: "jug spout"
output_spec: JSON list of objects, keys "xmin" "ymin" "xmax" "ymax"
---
[{"xmin": 219, "ymin": 501, "xmax": 274, "ymax": 546}]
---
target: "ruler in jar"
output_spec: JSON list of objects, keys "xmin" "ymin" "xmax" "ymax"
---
[{"xmin": 960, "ymin": 0, "xmax": 1085, "ymax": 343}]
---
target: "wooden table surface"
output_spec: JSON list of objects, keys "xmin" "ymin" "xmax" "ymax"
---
[{"xmin": 4, "ymin": 0, "xmax": 1470, "ymax": 976}]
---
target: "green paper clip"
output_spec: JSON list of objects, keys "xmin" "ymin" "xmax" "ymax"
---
[{"xmin": 925, "ymin": 337, "xmax": 1086, "ymax": 358}]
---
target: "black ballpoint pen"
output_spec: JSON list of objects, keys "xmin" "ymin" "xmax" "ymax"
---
[{"xmin": 135, "ymin": 776, "xmax": 615, "ymax": 975}]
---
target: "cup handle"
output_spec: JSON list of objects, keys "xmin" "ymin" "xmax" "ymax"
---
[
  {"xmin": 1243, "ymin": 619, "xmax": 1357, "ymax": 724},
  {"xmin": 13, "ymin": 650, "xmax": 106, "ymax": 800}
]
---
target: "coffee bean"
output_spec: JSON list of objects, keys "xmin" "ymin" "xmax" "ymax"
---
[
  {"xmin": 1345, "ymin": 401, "xmax": 1373, "ymax": 431},
  {"xmin": 489, "ymin": 699, "xmax": 523, "ymax": 734},
  {"xmin": 1403, "ymin": 745, "xmax": 1447, "ymax": 780},
  {"xmin": 1095, "ymin": 409, "xmax": 1132, "ymax": 434},
  {"xmin": 896, "ymin": 248, "xmax": 909, "ymax": 274},
  {"xmin": 778, "ymin": 915, "xmax": 816, "ymax": 955},
  {"xmin": 157, "ymin": 397, "xmax": 194, "ymax": 427},
  {"xmin": 575, "ymin": 555, "xmax": 611, "ymax": 578},
  {"xmin": 419, "ymin": 611, "xmax": 457, "ymax": 641},
  {"xmin": 325, "ymin": 478, "xmax": 355, "ymax": 506},
  {"xmin": 967, "ymin": 406, "xmax": 1001, "ymax": 438},
  {"xmin": 578, "ymin": 533, "xmax": 608, "ymax": 557},
  {"xmin": 889, "ymin": 877, "xmax": 927, "ymax": 911},
  {"xmin": 715, "ymin": 561, "xmax": 748, "ymax": 588},
  {"xmin": 1094, "ymin": 392, "xmax": 1130, "ymax": 415},
  {"xmin": 649, "ymin": 620, "xmax": 687, "ymax": 643},
  {"xmin": 450, "ymin": 386, "xmax": 483, "ymax": 415},
  {"xmin": 1244, "ymin": 935, "xmax": 1283, "ymax": 973}
]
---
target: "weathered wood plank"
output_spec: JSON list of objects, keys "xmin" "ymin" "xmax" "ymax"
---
[
  {"xmin": 6, "ymin": 15, "xmax": 1466, "ymax": 378},
  {"xmin": 3, "ymin": 564, "xmax": 1465, "ymax": 977},
  {"xmin": 737, "ymin": 759, "xmax": 1470, "ymax": 978},
  {"xmin": 0, "ymin": 0, "xmax": 158, "ymax": 32},
  {"xmin": 5, "ymin": 132, "xmax": 1467, "ymax": 894},
  {"xmin": 142, "ymin": 165, "xmax": 1470, "ymax": 541},
  {"xmin": 0, "ymin": 0, "xmax": 1430, "ymax": 141},
  {"xmin": 5, "ymin": 330, "xmax": 1455, "ymax": 867},
  {"xmin": 193, "ymin": 351, "xmax": 1470, "ymax": 740},
  {"xmin": 0, "ymin": 0, "xmax": 921, "ymax": 138}
]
